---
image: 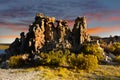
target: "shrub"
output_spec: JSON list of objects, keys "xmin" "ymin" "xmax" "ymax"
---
[
  {"xmin": 64, "ymin": 49, "xmax": 71, "ymax": 55},
  {"xmin": 81, "ymin": 44, "xmax": 104, "ymax": 60},
  {"xmin": 76, "ymin": 53, "xmax": 84, "ymax": 68},
  {"xmin": 68, "ymin": 53, "xmax": 84, "ymax": 68},
  {"xmin": 68, "ymin": 53, "xmax": 77, "ymax": 67},
  {"xmin": 39, "ymin": 50, "xmax": 68, "ymax": 66},
  {"xmin": 68, "ymin": 54, "xmax": 98, "ymax": 71},
  {"xmin": 8, "ymin": 55, "xmax": 27, "ymax": 68},
  {"xmin": 39, "ymin": 52, "xmax": 51, "ymax": 65},
  {"xmin": 115, "ymin": 55, "xmax": 120, "ymax": 63},
  {"xmin": 81, "ymin": 55, "xmax": 98, "ymax": 72},
  {"xmin": 109, "ymin": 42, "xmax": 120, "ymax": 55},
  {"xmin": 38, "ymin": 50, "xmax": 99, "ymax": 71}
]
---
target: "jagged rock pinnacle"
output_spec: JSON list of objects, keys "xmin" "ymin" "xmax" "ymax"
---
[{"xmin": 6, "ymin": 13, "xmax": 90, "ymax": 56}]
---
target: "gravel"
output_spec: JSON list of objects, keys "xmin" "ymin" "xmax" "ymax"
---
[{"xmin": 0, "ymin": 69, "xmax": 42, "ymax": 80}]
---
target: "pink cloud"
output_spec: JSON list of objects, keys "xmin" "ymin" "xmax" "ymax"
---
[
  {"xmin": 84, "ymin": 10, "xmax": 120, "ymax": 22},
  {"xmin": 105, "ymin": 16, "xmax": 120, "ymax": 21},
  {"xmin": 0, "ymin": 22, "xmax": 28, "ymax": 32},
  {"xmin": 0, "ymin": 35, "xmax": 19, "ymax": 38},
  {"xmin": 67, "ymin": 20, "xmax": 74, "ymax": 27},
  {"xmin": 88, "ymin": 25, "xmax": 120, "ymax": 34}
]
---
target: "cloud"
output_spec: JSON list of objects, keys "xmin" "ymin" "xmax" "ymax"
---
[
  {"xmin": 84, "ymin": 10, "xmax": 120, "ymax": 22},
  {"xmin": 67, "ymin": 19, "xmax": 120, "ymax": 36},
  {"xmin": 105, "ymin": 16, "xmax": 120, "ymax": 21},
  {"xmin": 67, "ymin": 20, "xmax": 74, "ymax": 28},
  {"xmin": 0, "ymin": 35, "xmax": 19, "ymax": 38},
  {"xmin": 0, "ymin": 0, "xmax": 105, "ymax": 21},
  {"xmin": 0, "ymin": 22, "xmax": 28, "ymax": 32},
  {"xmin": 88, "ymin": 25, "xmax": 120, "ymax": 34}
]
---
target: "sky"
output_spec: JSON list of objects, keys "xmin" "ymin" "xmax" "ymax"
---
[{"xmin": 0, "ymin": 0, "xmax": 120, "ymax": 43}]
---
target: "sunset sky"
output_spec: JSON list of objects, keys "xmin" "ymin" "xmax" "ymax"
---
[{"xmin": 0, "ymin": 0, "xmax": 120, "ymax": 43}]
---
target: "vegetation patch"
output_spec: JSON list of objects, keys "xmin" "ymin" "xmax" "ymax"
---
[
  {"xmin": 81, "ymin": 44, "xmax": 104, "ymax": 61},
  {"xmin": 108, "ymin": 42, "xmax": 120, "ymax": 55},
  {"xmin": 115, "ymin": 55, "xmax": 120, "ymax": 63},
  {"xmin": 8, "ymin": 55, "xmax": 27, "ymax": 68}
]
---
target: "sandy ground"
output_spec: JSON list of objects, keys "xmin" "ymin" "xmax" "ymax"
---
[
  {"xmin": 0, "ymin": 65, "xmax": 120, "ymax": 80},
  {"xmin": 0, "ymin": 69, "xmax": 41, "ymax": 80}
]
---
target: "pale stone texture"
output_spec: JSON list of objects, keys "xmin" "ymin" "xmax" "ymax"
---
[{"xmin": 6, "ymin": 13, "xmax": 90, "ymax": 55}]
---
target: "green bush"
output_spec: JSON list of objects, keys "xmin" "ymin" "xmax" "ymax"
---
[
  {"xmin": 115, "ymin": 55, "xmax": 120, "ymax": 62},
  {"xmin": 68, "ymin": 53, "xmax": 84, "ymax": 68},
  {"xmin": 112, "ymin": 42, "xmax": 120, "ymax": 55},
  {"xmin": 81, "ymin": 55, "xmax": 98, "ymax": 71},
  {"xmin": 8, "ymin": 49, "xmax": 99, "ymax": 71},
  {"xmin": 49, "ymin": 50, "xmax": 63, "ymax": 66},
  {"xmin": 68, "ymin": 53, "xmax": 77, "ymax": 67},
  {"xmin": 8, "ymin": 55, "xmax": 27, "ymax": 68},
  {"xmin": 68, "ymin": 54, "xmax": 98, "ymax": 71},
  {"xmin": 39, "ymin": 50, "xmax": 68, "ymax": 66},
  {"xmin": 40, "ymin": 50, "xmax": 98, "ymax": 71},
  {"xmin": 81, "ymin": 44, "xmax": 104, "ymax": 60},
  {"xmin": 39, "ymin": 52, "xmax": 51, "ymax": 65},
  {"xmin": 102, "ymin": 42, "xmax": 120, "ymax": 56}
]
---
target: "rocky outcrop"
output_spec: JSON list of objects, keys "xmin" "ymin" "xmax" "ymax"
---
[
  {"xmin": 72, "ymin": 16, "xmax": 90, "ymax": 45},
  {"xmin": 72, "ymin": 16, "xmax": 90, "ymax": 50},
  {"xmin": 5, "ymin": 13, "xmax": 90, "ymax": 56}
]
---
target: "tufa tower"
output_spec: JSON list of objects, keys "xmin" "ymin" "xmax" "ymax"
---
[{"xmin": 6, "ymin": 13, "xmax": 90, "ymax": 56}]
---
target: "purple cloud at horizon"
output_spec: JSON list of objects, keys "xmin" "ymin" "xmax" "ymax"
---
[{"xmin": 0, "ymin": 0, "xmax": 120, "ymax": 43}]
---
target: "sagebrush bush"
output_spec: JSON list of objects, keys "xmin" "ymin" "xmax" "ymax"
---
[
  {"xmin": 8, "ymin": 55, "xmax": 27, "ymax": 68},
  {"xmin": 39, "ymin": 50, "xmax": 68, "ymax": 66},
  {"xmin": 115, "ymin": 55, "xmax": 120, "ymax": 63},
  {"xmin": 68, "ymin": 53, "xmax": 84, "ymax": 68},
  {"xmin": 68, "ymin": 53, "xmax": 76, "ymax": 66},
  {"xmin": 68, "ymin": 54, "xmax": 98, "ymax": 71},
  {"xmin": 76, "ymin": 53, "xmax": 84, "ymax": 68},
  {"xmin": 81, "ymin": 55, "xmax": 98, "ymax": 71},
  {"xmin": 40, "ymin": 51, "xmax": 98, "ymax": 71},
  {"xmin": 81, "ymin": 44, "xmax": 104, "ymax": 60},
  {"xmin": 7, "ymin": 48, "xmax": 99, "ymax": 71},
  {"xmin": 108, "ymin": 42, "xmax": 120, "ymax": 55}
]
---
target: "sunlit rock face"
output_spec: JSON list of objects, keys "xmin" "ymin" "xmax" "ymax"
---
[{"xmin": 5, "ymin": 13, "xmax": 90, "ymax": 55}]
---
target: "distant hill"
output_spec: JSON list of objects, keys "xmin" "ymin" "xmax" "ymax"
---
[{"xmin": 91, "ymin": 35, "xmax": 120, "ymax": 44}]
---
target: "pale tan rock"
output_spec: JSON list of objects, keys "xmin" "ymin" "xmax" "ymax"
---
[
  {"xmin": 33, "ymin": 24, "xmax": 45, "ymax": 52},
  {"xmin": 56, "ymin": 20, "xmax": 66, "ymax": 42},
  {"xmin": 5, "ymin": 13, "xmax": 91, "ymax": 54},
  {"xmin": 44, "ymin": 17, "xmax": 56, "ymax": 42},
  {"xmin": 36, "ymin": 13, "xmax": 44, "ymax": 17}
]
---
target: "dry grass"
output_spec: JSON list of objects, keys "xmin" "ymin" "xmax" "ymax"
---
[
  {"xmin": 21, "ymin": 65, "xmax": 120, "ymax": 80},
  {"xmin": 92, "ymin": 65, "xmax": 120, "ymax": 79}
]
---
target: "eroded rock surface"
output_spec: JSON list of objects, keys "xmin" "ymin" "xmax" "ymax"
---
[{"xmin": 6, "ymin": 13, "xmax": 90, "ymax": 56}]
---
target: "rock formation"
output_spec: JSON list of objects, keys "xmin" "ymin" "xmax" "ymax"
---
[
  {"xmin": 72, "ymin": 16, "xmax": 90, "ymax": 50},
  {"xmin": 73, "ymin": 16, "xmax": 90, "ymax": 45},
  {"xmin": 5, "ymin": 13, "xmax": 90, "ymax": 56}
]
